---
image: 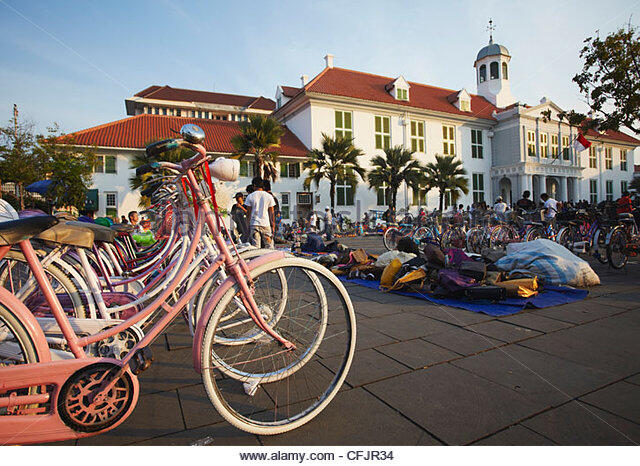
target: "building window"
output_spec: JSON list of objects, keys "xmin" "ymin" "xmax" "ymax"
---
[
  {"xmin": 502, "ymin": 62, "xmax": 508, "ymax": 80},
  {"xmin": 527, "ymin": 130, "xmax": 536, "ymax": 156},
  {"xmin": 590, "ymin": 179, "xmax": 598, "ymax": 203},
  {"xmin": 280, "ymin": 162, "xmax": 300, "ymax": 178},
  {"xmin": 376, "ymin": 183, "xmax": 389, "ymax": 206},
  {"xmin": 562, "ymin": 135, "xmax": 571, "ymax": 160},
  {"xmin": 410, "ymin": 121, "xmax": 425, "ymax": 153},
  {"xmin": 280, "ymin": 192, "xmax": 290, "ymax": 219},
  {"xmin": 442, "ymin": 125, "xmax": 455, "ymax": 155},
  {"xmin": 540, "ymin": 133, "xmax": 548, "ymax": 158},
  {"xmin": 471, "ymin": 129, "xmax": 483, "ymax": 159},
  {"xmin": 94, "ymin": 155, "xmax": 116, "ymax": 174},
  {"xmin": 604, "ymin": 147, "xmax": 612, "ymax": 170},
  {"xmin": 239, "ymin": 161, "xmax": 255, "ymax": 178},
  {"xmin": 621, "ymin": 149, "xmax": 627, "ymax": 171},
  {"xmin": 460, "ymin": 100, "xmax": 471, "ymax": 112},
  {"xmin": 606, "ymin": 180, "xmax": 613, "ymax": 201},
  {"xmin": 472, "ymin": 173, "xmax": 485, "ymax": 203},
  {"xmin": 621, "ymin": 180, "xmax": 628, "ymax": 193},
  {"xmin": 277, "ymin": 96, "xmax": 282, "ymax": 109},
  {"xmin": 411, "ymin": 186, "xmax": 428, "ymax": 206},
  {"xmin": 479, "ymin": 64, "xmax": 486, "ymax": 83},
  {"xmin": 374, "ymin": 116, "xmax": 391, "ymax": 150},
  {"xmin": 105, "ymin": 191, "xmax": 117, "ymax": 220},
  {"xmin": 589, "ymin": 147, "xmax": 597, "ymax": 169},
  {"xmin": 551, "ymin": 134, "xmax": 558, "ymax": 158},
  {"xmin": 396, "ymin": 88, "xmax": 408, "ymax": 100},
  {"xmin": 335, "ymin": 110, "xmax": 353, "ymax": 140},
  {"xmin": 336, "ymin": 178, "xmax": 354, "ymax": 206},
  {"xmin": 490, "ymin": 61, "xmax": 499, "ymax": 79}
]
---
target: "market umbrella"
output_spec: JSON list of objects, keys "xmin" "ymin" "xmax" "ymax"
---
[{"xmin": 25, "ymin": 180, "xmax": 54, "ymax": 195}]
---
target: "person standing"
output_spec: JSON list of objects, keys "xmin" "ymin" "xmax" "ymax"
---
[
  {"xmin": 516, "ymin": 190, "xmax": 536, "ymax": 212},
  {"xmin": 244, "ymin": 177, "xmax": 275, "ymax": 248},
  {"xmin": 230, "ymin": 193, "xmax": 250, "ymax": 243},
  {"xmin": 324, "ymin": 207, "xmax": 333, "ymax": 241},
  {"xmin": 540, "ymin": 193, "xmax": 558, "ymax": 227}
]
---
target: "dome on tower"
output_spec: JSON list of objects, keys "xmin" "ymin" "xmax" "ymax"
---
[{"xmin": 476, "ymin": 41, "xmax": 510, "ymax": 62}]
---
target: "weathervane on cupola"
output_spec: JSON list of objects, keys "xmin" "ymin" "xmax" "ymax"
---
[{"xmin": 487, "ymin": 18, "xmax": 495, "ymax": 44}]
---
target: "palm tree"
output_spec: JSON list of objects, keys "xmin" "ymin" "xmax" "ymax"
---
[
  {"xmin": 129, "ymin": 143, "xmax": 193, "ymax": 207},
  {"xmin": 231, "ymin": 115, "xmax": 285, "ymax": 181},
  {"xmin": 367, "ymin": 146, "xmax": 426, "ymax": 210},
  {"xmin": 424, "ymin": 154, "xmax": 469, "ymax": 212},
  {"xmin": 303, "ymin": 133, "xmax": 366, "ymax": 209}
]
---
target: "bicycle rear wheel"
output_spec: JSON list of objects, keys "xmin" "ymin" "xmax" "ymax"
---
[
  {"xmin": 607, "ymin": 227, "xmax": 629, "ymax": 269},
  {"xmin": 200, "ymin": 258, "xmax": 356, "ymax": 435},
  {"xmin": 382, "ymin": 227, "xmax": 401, "ymax": 250}
]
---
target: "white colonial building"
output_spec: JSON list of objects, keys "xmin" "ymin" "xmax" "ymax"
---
[{"xmin": 68, "ymin": 37, "xmax": 639, "ymax": 223}]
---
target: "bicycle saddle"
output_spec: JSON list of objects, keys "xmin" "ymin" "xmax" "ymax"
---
[
  {"xmin": 66, "ymin": 221, "xmax": 116, "ymax": 243},
  {"xmin": 618, "ymin": 213, "xmax": 635, "ymax": 221},
  {"xmin": 0, "ymin": 215, "xmax": 59, "ymax": 246},
  {"xmin": 36, "ymin": 221, "xmax": 95, "ymax": 249}
]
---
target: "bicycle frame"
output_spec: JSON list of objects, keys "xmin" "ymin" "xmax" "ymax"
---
[{"xmin": 0, "ymin": 146, "xmax": 293, "ymax": 445}]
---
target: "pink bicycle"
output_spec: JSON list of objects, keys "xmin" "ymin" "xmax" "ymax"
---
[{"xmin": 0, "ymin": 124, "xmax": 356, "ymax": 444}]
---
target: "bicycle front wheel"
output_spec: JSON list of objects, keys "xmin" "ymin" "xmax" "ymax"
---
[
  {"xmin": 200, "ymin": 257, "xmax": 356, "ymax": 435},
  {"xmin": 382, "ymin": 227, "xmax": 401, "ymax": 250},
  {"xmin": 607, "ymin": 227, "xmax": 629, "ymax": 269}
]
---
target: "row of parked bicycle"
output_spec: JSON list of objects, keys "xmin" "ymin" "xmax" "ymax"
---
[
  {"xmin": 382, "ymin": 208, "xmax": 639, "ymax": 269},
  {"xmin": 0, "ymin": 124, "xmax": 356, "ymax": 444}
]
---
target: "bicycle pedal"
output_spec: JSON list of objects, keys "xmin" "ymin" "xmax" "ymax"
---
[
  {"xmin": 130, "ymin": 346, "xmax": 154, "ymax": 375},
  {"xmin": 243, "ymin": 380, "xmax": 260, "ymax": 397}
]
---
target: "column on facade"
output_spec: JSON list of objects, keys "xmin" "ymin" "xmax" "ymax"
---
[
  {"xmin": 539, "ymin": 175, "xmax": 546, "ymax": 197},
  {"xmin": 559, "ymin": 177, "xmax": 567, "ymax": 202}
]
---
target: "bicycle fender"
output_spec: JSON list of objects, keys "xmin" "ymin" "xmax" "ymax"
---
[
  {"xmin": 192, "ymin": 250, "xmax": 285, "ymax": 373},
  {"xmin": 0, "ymin": 286, "xmax": 51, "ymax": 363}
]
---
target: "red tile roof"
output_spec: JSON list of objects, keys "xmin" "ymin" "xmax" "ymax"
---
[
  {"xmin": 133, "ymin": 85, "xmax": 275, "ymax": 111},
  {"xmin": 291, "ymin": 67, "xmax": 499, "ymax": 120},
  {"xmin": 64, "ymin": 114, "xmax": 308, "ymax": 158},
  {"xmin": 281, "ymin": 86, "xmax": 300, "ymax": 98},
  {"xmin": 583, "ymin": 127, "xmax": 640, "ymax": 145}
]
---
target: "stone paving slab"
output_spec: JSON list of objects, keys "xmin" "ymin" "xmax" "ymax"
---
[
  {"xmin": 360, "ymin": 312, "xmax": 456, "ymax": 340},
  {"xmin": 497, "ymin": 312, "xmax": 574, "ymax": 333},
  {"xmin": 466, "ymin": 320, "xmax": 542, "ymax": 343},
  {"xmin": 321, "ymin": 347, "xmax": 409, "ymax": 387},
  {"xmin": 365, "ymin": 363, "xmax": 540, "ymax": 445},
  {"xmin": 471, "ymin": 425, "xmax": 555, "ymax": 445},
  {"xmin": 522, "ymin": 401, "xmax": 640, "ymax": 445},
  {"xmin": 260, "ymin": 388, "xmax": 440, "ymax": 446},
  {"xmin": 376, "ymin": 338, "xmax": 460, "ymax": 370},
  {"xmin": 579, "ymin": 381, "xmax": 640, "ymax": 425},
  {"xmin": 422, "ymin": 326, "xmax": 505, "ymax": 356}
]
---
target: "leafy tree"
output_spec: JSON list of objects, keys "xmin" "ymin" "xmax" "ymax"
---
[
  {"xmin": 303, "ymin": 133, "xmax": 366, "ymax": 209},
  {"xmin": 424, "ymin": 154, "xmax": 469, "ymax": 212},
  {"xmin": 0, "ymin": 118, "xmax": 46, "ymax": 209},
  {"xmin": 129, "ymin": 142, "xmax": 193, "ymax": 207},
  {"xmin": 231, "ymin": 115, "xmax": 285, "ymax": 181},
  {"xmin": 367, "ymin": 146, "xmax": 426, "ymax": 210},
  {"xmin": 35, "ymin": 124, "xmax": 96, "ymax": 210},
  {"xmin": 562, "ymin": 23, "xmax": 640, "ymax": 135}
]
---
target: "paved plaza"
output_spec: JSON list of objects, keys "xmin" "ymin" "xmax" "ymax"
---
[{"xmin": 64, "ymin": 237, "xmax": 640, "ymax": 446}]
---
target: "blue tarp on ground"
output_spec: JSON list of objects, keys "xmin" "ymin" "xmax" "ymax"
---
[{"xmin": 338, "ymin": 276, "xmax": 588, "ymax": 317}]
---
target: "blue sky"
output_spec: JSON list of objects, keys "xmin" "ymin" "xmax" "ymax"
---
[{"xmin": 1, "ymin": 0, "xmax": 639, "ymax": 134}]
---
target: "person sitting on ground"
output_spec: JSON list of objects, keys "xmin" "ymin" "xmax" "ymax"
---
[
  {"xmin": 540, "ymin": 192, "xmax": 558, "ymax": 226},
  {"xmin": 244, "ymin": 177, "xmax": 275, "ymax": 248}
]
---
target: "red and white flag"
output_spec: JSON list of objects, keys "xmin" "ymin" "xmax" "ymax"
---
[{"xmin": 572, "ymin": 133, "xmax": 591, "ymax": 152}]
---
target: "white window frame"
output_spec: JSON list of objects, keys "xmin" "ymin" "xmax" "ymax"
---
[
  {"xmin": 589, "ymin": 147, "xmax": 597, "ymax": 169},
  {"xmin": 376, "ymin": 182, "xmax": 389, "ymax": 206},
  {"xmin": 621, "ymin": 149, "xmax": 628, "ymax": 171},
  {"xmin": 280, "ymin": 192, "xmax": 290, "ymax": 220},
  {"xmin": 551, "ymin": 134, "xmax": 558, "ymax": 158},
  {"xmin": 540, "ymin": 133, "xmax": 548, "ymax": 158},
  {"xmin": 460, "ymin": 99, "xmax": 471, "ymax": 112},
  {"xmin": 396, "ymin": 87, "xmax": 408, "ymax": 101},
  {"xmin": 472, "ymin": 173, "xmax": 485, "ymax": 203},
  {"xmin": 336, "ymin": 181, "xmax": 354, "ymax": 206},
  {"xmin": 562, "ymin": 135, "xmax": 571, "ymax": 160},
  {"xmin": 605, "ymin": 147, "xmax": 613, "ymax": 170},
  {"xmin": 605, "ymin": 180, "xmax": 613, "ymax": 200},
  {"xmin": 410, "ymin": 121, "xmax": 425, "ymax": 153},
  {"xmin": 239, "ymin": 160, "xmax": 255, "ymax": 178},
  {"xmin": 621, "ymin": 180, "xmax": 628, "ymax": 193},
  {"xmin": 374, "ymin": 116, "xmax": 391, "ymax": 150},
  {"xmin": 590, "ymin": 179, "xmax": 598, "ymax": 203},
  {"xmin": 442, "ymin": 124, "xmax": 455, "ymax": 156},
  {"xmin": 411, "ymin": 185, "xmax": 428, "ymax": 206},
  {"xmin": 471, "ymin": 129, "xmax": 483, "ymax": 159},
  {"xmin": 527, "ymin": 130, "xmax": 536, "ymax": 157},
  {"xmin": 335, "ymin": 110, "xmax": 353, "ymax": 140}
]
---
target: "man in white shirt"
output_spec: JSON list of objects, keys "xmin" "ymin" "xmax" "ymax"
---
[
  {"xmin": 244, "ymin": 177, "xmax": 276, "ymax": 248},
  {"xmin": 324, "ymin": 207, "xmax": 333, "ymax": 240},
  {"xmin": 540, "ymin": 193, "xmax": 558, "ymax": 226}
]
